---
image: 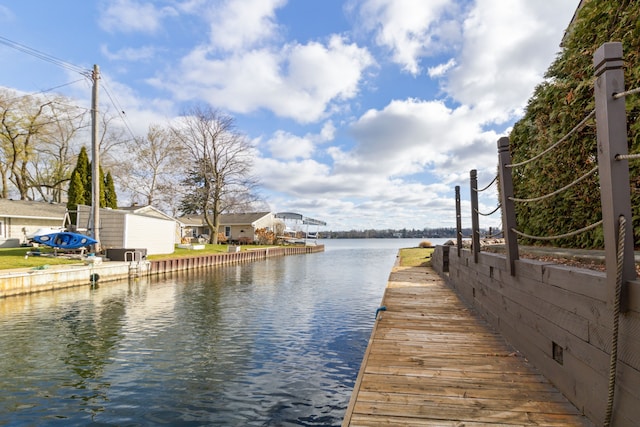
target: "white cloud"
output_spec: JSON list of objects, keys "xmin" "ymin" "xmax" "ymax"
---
[
  {"xmin": 205, "ymin": 0, "xmax": 286, "ymax": 51},
  {"xmin": 444, "ymin": 0, "xmax": 577, "ymax": 122},
  {"xmin": 101, "ymin": 44, "xmax": 158, "ymax": 61},
  {"xmin": 266, "ymin": 130, "xmax": 315, "ymax": 160},
  {"xmin": 355, "ymin": 0, "xmax": 461, "ymax": 75},
  {"xmin": 99, "ymin": 0, "xmax": 177, "ymax": 34},
  {"xmin": 348, "ymin": 99, "xmax": 487, "ymax": 175},
  {"xmin": 428, "ymin": 58, "xmax": 456, "ymax": 78},
  {"xmin": 159, "ymin": 35, "xmax": 374, "ymax": 123}
]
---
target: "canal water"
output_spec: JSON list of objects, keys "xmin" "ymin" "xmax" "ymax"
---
[{"xmin": 0, "ymin": 238, "xmax": 445, "ymax": 426}]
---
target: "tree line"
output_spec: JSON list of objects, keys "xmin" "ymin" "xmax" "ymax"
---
[
  {"xmin": 324, "ymin": 227, "xmax": 499, "ymax": 239},
  {"xmin": 0, "ymin": 89, "xmax": 260, "ymax": 244}
]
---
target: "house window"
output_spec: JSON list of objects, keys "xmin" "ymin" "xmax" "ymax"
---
[
  {"xmin": 0, "ymin": 221, "xmax": 3, "ymax": 237},
  {"xmin": 225, "ymin": 226, "xmax": 231, "ymax": 237}
]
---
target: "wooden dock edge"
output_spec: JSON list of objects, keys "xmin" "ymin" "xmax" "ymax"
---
[
  {"xmin": 342, "ymin": 260, "xmax": 593, "ymax": 426},
  {"xmin": 342, "ymin": 287, "xmax": 388, "ymax": 426}
]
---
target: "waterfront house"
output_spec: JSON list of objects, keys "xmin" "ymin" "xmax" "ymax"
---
[
  {"xmin": 0, "ymin": 199, "xmax": 67, "ymax": 247},
  {"xmin": 179, "ymin": 212, "xmax": 283, "ymax": 243}
]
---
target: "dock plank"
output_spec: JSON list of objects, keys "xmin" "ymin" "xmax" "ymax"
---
[{"xmin": 342, "ymin": 265, "xmax": 593, "ymax": 426}]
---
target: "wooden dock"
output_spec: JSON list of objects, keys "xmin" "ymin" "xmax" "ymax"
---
[{"xmin": 342, "ymin": 265, "xmax": 593, "ymax": 427}]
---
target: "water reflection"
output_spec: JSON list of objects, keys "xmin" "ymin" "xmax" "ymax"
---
[{"xmin": 0, "ymin": 239, "xmax": 429, "ymax": 426}]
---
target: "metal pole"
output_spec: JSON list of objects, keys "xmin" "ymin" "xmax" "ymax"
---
[
  {"xmin": 91, "ymin": 64, "xmax": 101, "ymax": 253},
  {"xmin": 593, "ymin": 42, "xmax": 635, "ymax": 311}
]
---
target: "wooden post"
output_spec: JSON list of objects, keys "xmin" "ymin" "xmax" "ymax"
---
[
  {"xmin": 497, "ymin": 137, "xmax": 519, "ymax": 275},
  {"xmin": 91, "ymin": 64, "xmax": 101, "ymax": 253},
  {"xmin": 470, "ymin": 170, "xmax": 480, "ymax": 263},
  {"xmin": 455, "ymin": 185, "xmax": 462, "ymax": 257},
  {"xmin": 594, "ymin": 42, "xmax": 635, "ymax": 310}
]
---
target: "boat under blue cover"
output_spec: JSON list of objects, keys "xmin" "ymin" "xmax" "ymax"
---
[{"xmin": 32, "ymin": 232, "xmax": 97, "ymax": 249}]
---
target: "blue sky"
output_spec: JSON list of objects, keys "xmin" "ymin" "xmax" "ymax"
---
[{"xmin": 0, "ymin": 0, "xmax": 580, "ymax": 231}]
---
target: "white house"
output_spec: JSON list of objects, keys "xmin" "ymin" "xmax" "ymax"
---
[
  {"xmin": 179, "ymin": 212, "xmax": 283, "ymax": 243},
  {"xmin": 0, "ymin": 199, "xmax": 67, "ymax": 247}
]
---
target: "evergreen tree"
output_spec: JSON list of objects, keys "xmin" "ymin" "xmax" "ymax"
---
[
  {"xmin": 67, "ymin": 146, "xmax": 119, "ymax": 212},
  {"xmin": 104, "ymin": 171, "xmax": 118, "ymax": 209},
  {"xmin": 66, "ymin": 171, "xmax": 85, "ymax": 222},
  {"xmin": 75, "ymin": 146, "xmax": 92, "ymax": 203},
  {"xmin": 97, "ymin": 165, "xmax": 106, "ymax": 208},
  {"xmin": 509, "ymin": 0, "xmax": 640, "ymax": 248},
  {"xmin": 67, "ymin": 146, "xmax": 90, "ymax": 221}
]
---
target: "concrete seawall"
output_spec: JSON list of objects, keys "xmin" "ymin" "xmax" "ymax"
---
[{"xmin": 0, "ymin": 245, "xmax": 324, "ymax": 298}]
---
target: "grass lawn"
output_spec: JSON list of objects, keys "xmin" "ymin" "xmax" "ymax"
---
[
  {"xmin": 398, "ymin": 247, "xmax": 434, "ymax": 267},
  {"xmin": 0, "ymin": 247, "xmax": 81, "ymax": 270},
  {"xmin": 146, "ymin": 244, "xmax": 257, "ymax": 260},
  {"xmin": 0, "ymin": 244, "xmax": 283, "ymax": 270}
]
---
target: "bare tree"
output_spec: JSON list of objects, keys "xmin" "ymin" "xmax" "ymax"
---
[
  {"xmin": 172, "ymin": 105, "xmax": 259, "ymax": 244},
  {"xmin": 31, "ymin": 98, "xmax": 89, "ymax": 202},
  {"xmin": 0, "ymin": 90, "xmax": 90, "ymax": 201},
  {"xmin": 121, "ymin": 124, "xmax": 184, "ymax": 210},
  {"xmin": 0, "ymin": 93, "xmax": 55, "ymax": 200},
  {"xmin": 97, "ymin": 107, "xmax": 131, "ymax": 167}
]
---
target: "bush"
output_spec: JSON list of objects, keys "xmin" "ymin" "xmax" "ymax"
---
[{"xmin": 419, "ymin": 240, "xmax": 433, "ymax": 248}]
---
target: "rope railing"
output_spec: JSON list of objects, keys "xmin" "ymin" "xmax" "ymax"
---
[
  {"xmin": 451, "ymin": 44, "xmax": 638, "ymax": 426},
  {"xmin": 511, "ymin": 219, "xmax": 603, "ymax": 241},
  {"xmin": 458, "ymin": 230, "xmax": 472, "ymax": 239},
  {"xmin": 613, "ymin": 86, "xmax": 640, "ymax": 100},
  {"xmin": 475, "ymin": 203, "xmax": 501, "ymax": 217},
  {"xmin": 484, "ymin": 230, "xmax": 504, "ymax": 239},
  {"xmin": 474, "ymin": 175, "xmax": 497, "ymax": 193},
  {"xmin": 604, "ymin": 215, "xmax": 625, "ymax": 427},
  {"xmin": 507, "ymin": 109, "xmax": 595, "ymax": 169},
  {"xmin": 509, "ymin": 165, "xmax": 598, "ymax": 203},
  {"xmin": 615, "ymin": 153, "xmax": 640, "ymax": 161}
]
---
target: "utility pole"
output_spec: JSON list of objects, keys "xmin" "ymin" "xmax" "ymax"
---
[{"xmin": 91, "ymin": 64, "xmax": 101, "ymax": 253}]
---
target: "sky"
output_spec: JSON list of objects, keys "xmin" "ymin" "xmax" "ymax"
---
[{"xmin": 0, "ymin": 0, "xmax": 580, "ymax": 231}]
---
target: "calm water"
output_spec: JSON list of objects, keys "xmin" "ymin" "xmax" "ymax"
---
[{"xmin": 0, "ymin": 238, "xmax": 444, "ymax": 426}]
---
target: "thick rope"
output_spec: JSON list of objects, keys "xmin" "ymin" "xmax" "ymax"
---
[
  {"xmin": 615, "ymin": 152, "xmax": 640, "ymax": 161},
  {"xmin": 507, "ymin": 110, "xmax": 596, "ymax": 168},
  {"xmin": 604, "ymin": 215, "xmax": 625, "ymax": 427},
  {"xmin": 475, "ymin": 204, "xmax": 501, "ymax": 217},
  {"xmin": 484, "ymin": 230, "xmax": 504, "ymax": 239},
  {"xmin": 509, "ymin": 166, "xmax": 598, "ymax": 203},
  {"xmin": 474, "ymin": 175, "xmax": 498, "ymax": 193},
  {"xmin": 613, "ymin": 86, "xmax": 640, "ymax": 99},
  {"xmin": 511, "ymin": 219, "xmax": 603, "ymax": 241}
]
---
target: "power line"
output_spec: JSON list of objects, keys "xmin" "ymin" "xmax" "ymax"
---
[
  {"xmin": 0, "ymin": 35, "xmax": 139, "ymax": 141},
  {"xmin": 0, "ymin": 35, "xmax": 91, "ymax": 77},
  {"xmin": 4, "ymin": 79, "xmax": 87, "ymax": 102},
  {"xmin": 100, "ymin": 78, "xmax": 138, "ymax": 142}
]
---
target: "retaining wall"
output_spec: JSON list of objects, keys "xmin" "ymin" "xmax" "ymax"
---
[
  {"xmin": 431, "ymin": 245, "xmax": 640, "ymax": 427},
  {"xmin": 0, "ymin": 245, "xmax": 324, "ymax": 299},
  {"xmin": 148, "ymin": 245, "xmax": 322, "ymax": 274},
  {"xmin": 0, "ymin": 262, "xmax": 130, "ymax": 298}
]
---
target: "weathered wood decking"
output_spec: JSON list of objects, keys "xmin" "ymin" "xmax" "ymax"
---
[{"xmin": 343, "ymin": 265, "xmax": 593, "ymax": 426}]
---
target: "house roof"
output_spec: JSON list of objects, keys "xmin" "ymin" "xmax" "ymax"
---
[
  {"xmin": 179, "ymin": 212, "xmax": 273, "ymax": 227},
  {"xmin": 118, "ymin": 205, "xmax": 181, "ymax": 223},
  {"xmin": 0, "ymin": 199, "xmax": 67, "ymax": 220}
]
